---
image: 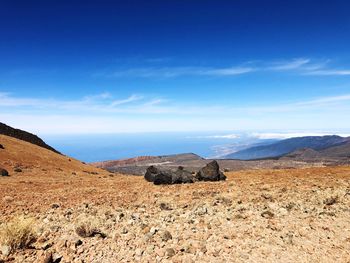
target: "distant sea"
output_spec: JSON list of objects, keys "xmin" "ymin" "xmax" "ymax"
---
[{"xmin": 42, "ymin": 132, "xmax": 267, "ymax": 163}]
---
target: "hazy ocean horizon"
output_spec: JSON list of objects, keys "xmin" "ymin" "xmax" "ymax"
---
[
  {"xmin": 42, "ymin": 132, "xmax": 268, "ymax": 163},
  {"xmin": 41, "ymin": 131, "xmax": 350, "ymax": 163}
]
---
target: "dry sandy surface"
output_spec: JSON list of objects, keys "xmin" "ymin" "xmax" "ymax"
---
[{"xmin": 1, "ymin": 135, "xmax": 350, "ymax": 262}]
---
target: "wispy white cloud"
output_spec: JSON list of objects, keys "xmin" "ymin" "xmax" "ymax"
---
[
  {"xmin": 262, "ymin": 57, "xmax": 350, "ymax": 76},
  {"xmin": 294, "ymin": 94, "xmax": 350, "ymax": 107},
  {"xmin": 251, "ymin": 132, "xmax": 350, "ymax": 139},
  {"xmin": 107, "ymin": 66, "xmax": 254, "ymax": 78},
  {"xmin": 0, "ymin": 92, "xmax": 46, "ymax": 107},
  {"xmin": 0, "ymin": 92, "xmax": 147, "ymax": 112},
  {"xmin": 304, "ymin": 69, "xmax": 350, "ymax": 76},
  {"xmin": 189, "ymin": 134, "xmax": 240, "ymax": 139},
  {"xmin": 200, "ymin": 67, "xmax": 254, "ymax": 76},
  {"xmin": 270, "ymin": 58, "xmax": 350, "ymax": 76},
  {"xmin": 192, "ymin": 131, "xmax": 350, "ymax": 144},
  {"xmin": 83, "ymin": 92, "xmax": 112, "ymax": 101},
  {"xmin": 2, "ymin": 92, "xmax": 350, "ymax": 115},
  {"xmin": 268, "ymin": 58, "xmax": 311, "ymax": 70},
  {"xmin": 1, "ymin": 92, "xmax": 350, "ymax": 134},
  {"xmin": 143, "ymin": 98, "xmax": 167, "ymax": 106},
  {"xmin": 110, "ymin": 94, "xmax": 143, "ymax": 106},
  {"xmin": 97, "ymin": 57, "xmax": 350, "ymax": 78}
]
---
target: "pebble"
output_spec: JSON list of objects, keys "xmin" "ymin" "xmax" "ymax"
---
[
  {"xmin": 0, "ymin": 245, "xmax": 11, "ymax": 257},
  {"xmin": 150, "ymin": 226, "xmax": 158, "ymax": 235},
  {"xmin": 165, "ymin": 248, "xmax": 176, "ymax": 257},
  {"xmin": 160, "ymin": 230, "xmax": 172, "ymax": 241}
]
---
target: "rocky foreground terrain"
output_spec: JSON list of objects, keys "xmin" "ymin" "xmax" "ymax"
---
[{"xmin": 1, "ymin": 134, "xmax": 350, "ymax": 262}]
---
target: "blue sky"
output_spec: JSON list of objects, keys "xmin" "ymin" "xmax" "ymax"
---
[{"xmin": 1, "ymin": 0, "xmax": 350, "ymax": 134}]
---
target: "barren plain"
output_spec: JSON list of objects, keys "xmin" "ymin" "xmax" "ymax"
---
[{"xmin": 1, "ymin": 135, "xmax": 350, "ymax": 262}]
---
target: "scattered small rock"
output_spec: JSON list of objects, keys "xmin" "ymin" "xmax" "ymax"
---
[
  {"xmin": 261, "ymin": 193, "xmax": 273, "ymax": 201},
  {"xmin": 150, "ymin": 226, "xmax": 158, "ymax": 235},
  {"xmin": 52, "ymin": 253, "xmax": 63, "ymax": 263},
  {"xmin": 0, "ymin": 245, "xmax": 11, "ymax": 257},
  {"xmin": 14, "ymin": 167, "xmax": 22, "ymax": 173},
  {"xmin": 0, "ymin": 144, "xmax": 4, "ymax": 149},
  {"xmin": 165, "ymin": 248, "xmax": 175, "ymax": 257},
  {"xmin": 34, "ymin": 240, "xmax": 53, "ymax": 251},
  {"xmin": 261, "ymin": 210, "xmax": 275, "ymax": 219},
  {"xmin": 160, "ymin": 230, "xmax": 172, "ymax": 241},
  {"xmin": 193, "ymin": 205, "xmax": 209, "ymax": 216},
  {"xmin": 75, "ymin": 224, "xmax": 106, "ymax": 238},
  {"xmin": 75, "ymin": 239, "xmax": 83, "ymax": 247},
  {"xmin": 323, "ymin": 196, "xmax": 338, "ymax": 206},
  {"xmin": 0, "ymin": 168, "xmax": 9, "ymax": 177},
  {"xmin": 51, "ymin": 203, "xmax": 60, "ymax": 209},
  {"xmin": 3, "ymin": 196, "xmax": 14, "ymax": 202},
  {"xmin": 159, "ymin": 202, "xmax": 172, "ymax": 211},
  {"xmin": 121, "ymin": 227, "xmax": 128, "ymax": 234},
  {"xmin": 135, "ymin": 248, "xmax": 143, "ymax": 257},
  {"xmin": 42, "ymin": 252, "xmax": 53, "ymax": 263}
]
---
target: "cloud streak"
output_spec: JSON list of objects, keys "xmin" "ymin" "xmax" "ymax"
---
[
  {"xmin": 96, "ymin": 57, "xmax": 350, "ymax": 78},
  {"xmin": 105, "ymin": 66, "xmax": 254, "ymax": 78},
  {"xmin": 2, "ymin": 91, "xmax": 350, "ymax": 134},
  {"xmin": 304, "ymin": 69, "xmax": 350, "ymax": 76},
  {"xmin": 110, "ymin": 95, "xmax": 143, "ymax": 107},
  {"xmin": 268, "ymin": 58, "xmax": 311, "ymax": 70},
  {"xmin": 251, "ymin": 132, "xmax": 350, "ymax": 139},
  {"xmin": 264, "ymin": 58, "xmax": 350, "ymax": 76},
  {"xmin": 2, "ymin": 91, "xmax": 350, "ymax": 116}
]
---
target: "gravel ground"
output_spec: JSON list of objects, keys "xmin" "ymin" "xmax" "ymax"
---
[{"xmin": 1, "ymin": 166, "xmax": 350, "ymax": 262}]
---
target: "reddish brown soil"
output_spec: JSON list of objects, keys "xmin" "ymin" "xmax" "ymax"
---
[{"xmin": 1, "ymin": 135, "xmax": 350, "ymax": 262}]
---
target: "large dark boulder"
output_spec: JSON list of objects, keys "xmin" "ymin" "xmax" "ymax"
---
[
  {"xmin": 195, "ymin": 161, "xmax": 226, "ymax": 181},
  {"xmin": 145, "ymin": 166, "xmax": 173, "ymax": 185},
  {"xmin": 145, "ymin": 166, "xmax": 162, "ymax": 182},
  {"xmin": 154, "ymin": 173, "xmax": 173, "ymax": 185},
  {"xmin": 0, "ymin": 168, "xmax": 9, "ymax": 177},
  {"xmin": 172, "ymin": 166, "xmax": 195, "ymax": 184},
  {"xmin": 144, "ymin": 166, "xmax": 194, "ymax": 185}
]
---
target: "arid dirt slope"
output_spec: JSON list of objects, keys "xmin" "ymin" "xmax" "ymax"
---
[{"xmin": 1, "ymin": 135, "xmax": 350, "ymax": 262}]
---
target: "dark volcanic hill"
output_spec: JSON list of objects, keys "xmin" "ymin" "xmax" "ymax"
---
[
  {"xmin": 92, "ymin": 153, "xmax": 206, "ymax": 175},
  {"xmin": 283, "ymin": 141, "xmax": 350, "ymax": 162},
  {"xmin": 224, "ymin": 135, "xmax": 350, "ymax": 160},
  {"xmin": 0, "ymin": 122, "xmax": 60, "ymax": 154},
  {"xmin": 320, "ymin": 142, "xmax": 350, "ymax": 158}
]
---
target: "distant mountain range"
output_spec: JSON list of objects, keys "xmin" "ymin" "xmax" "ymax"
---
[
  {"xmin": 1, "ymin": 121, "xmax": 349, "ymax": 175},
  {"xmin": 224, "ymin": 135, "xmax": 350, "ymax": 160}
]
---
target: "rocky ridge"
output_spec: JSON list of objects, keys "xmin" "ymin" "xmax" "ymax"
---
[{"xmin": 0, "ymin": 122, "xmax": 60, "ymax": 154}]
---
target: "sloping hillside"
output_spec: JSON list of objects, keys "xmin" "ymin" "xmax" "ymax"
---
[
  {"xmin": 283, "ymin": 142, "xmax": 350, "ymax": 162},
  {"xmin": 0, "ymin": 134, "xmax": 103, "ymax": 175},
  {"xmin": 321, "ymin": 141, "xmax": 350, "ymax": 158},
  {"xmin": 0, "ymin": 122, "xmax": 60, "ymax": 154},
  {"xmin": 225, "ymin": 135, "xmax": 350, "ymax": 160}
]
